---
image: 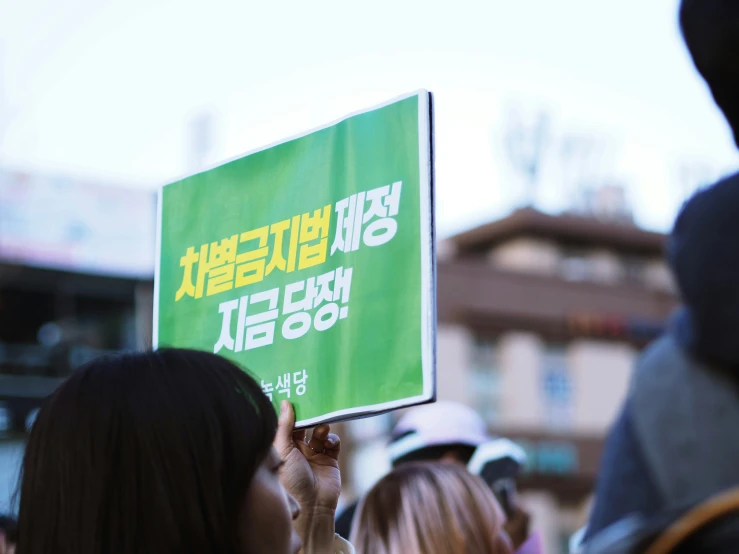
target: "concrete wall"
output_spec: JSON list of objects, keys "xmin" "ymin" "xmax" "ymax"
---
[
  {"xmin": 644, "ymin": 259, "xmax": 676, "ymax": 293},
  {"xmin": 436, "ymin": 324, "xmax": 473, "ymax": 405},
  {"xmin": 521, "ymin": 491, "xmax": 561, "ymax": 554},
  {"xmin": 423, "ymin": 325, "xmax": 637, "ymax": 553},
  {"xmin": 436, "ymin": 325, "xmax": 636, "ymax": 435},
  {"xmin": 588, "ymin": 249, "xmax": 624, "ymax": 285},
  {"xmin": 499, "ymin": 332, "xmax": 543, "ymax": 429},
  {"xmin": 569, "ymin": 340, "xmax": 635, "ymax": 433},
  {"xmin": 489, "ymin": 238, "xmax": 561, "ymax": 276}
]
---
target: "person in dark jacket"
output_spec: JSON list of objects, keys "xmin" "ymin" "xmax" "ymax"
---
[{"xmin": 584, "ymin": 2, "xmax": 739, "ymax": 550}]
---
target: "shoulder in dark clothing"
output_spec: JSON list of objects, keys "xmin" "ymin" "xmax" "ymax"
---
[
  {"xmin": 335, "ymin": 501, "xmax": 358, "ymax": 540},
  {"xmin": 585, "ymin": 399, "xmax": 662, "ymax": 542}
]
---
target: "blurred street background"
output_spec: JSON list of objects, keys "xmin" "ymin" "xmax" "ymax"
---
[{"xmin": 1, "ymin": 1, "xmax": 737, "ymax": 552}]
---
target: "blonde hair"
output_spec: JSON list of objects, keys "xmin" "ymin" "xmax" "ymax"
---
[{"xmin": 351, "ymin": 462, "xmax": 513, "ymax": 554}]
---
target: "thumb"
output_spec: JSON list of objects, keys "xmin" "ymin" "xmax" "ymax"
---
[{"xmin": 274, "ymin": 400, "xmax": 295, "ymax": 457}]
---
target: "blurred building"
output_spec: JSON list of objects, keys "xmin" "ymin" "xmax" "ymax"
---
[
  {"xmin": 435, "ymin": 205, "xmax": 677, "ymax": 553},
  {"xmin": 0, "ymin": 166, "xmax": 680, "ymax": 554},
  {"xmin": 342, "ymin": 201, "xmax": 678, "ymax": 554},
  {"xmin": 0, "ymin": 168, "xmax": 156, "ymax": 511}
]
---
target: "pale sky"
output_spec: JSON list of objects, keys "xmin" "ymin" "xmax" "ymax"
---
[{"xmin": 1, "ymin": 0, "xmax": 738, "ymax": 236}]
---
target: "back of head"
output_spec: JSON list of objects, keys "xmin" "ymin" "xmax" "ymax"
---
[
  {"xmin": 667, "ymin": 173, "xmax": 739, "ymax": 367},
  {"xmin": 351, "ymin": 462, "xmax": 512, "ymax": 554},
  {"xmin": 680, "ymin": 0, "xmax": 739, "ymax": 146},
  {"xmin": 16, "ymin": 349, "xmax": 277, "ymax": 554}
]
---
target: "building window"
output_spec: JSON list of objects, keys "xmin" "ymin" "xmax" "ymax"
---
[
  {"xmin": 624, "ymin": 256, "xmax": 646, "ymax": 285},
  {"xmin": 560, "ymin": 247, "xmax": 591, "ymax": 282},
  {"xmin": 541, "ymin": 344, "xmax": 573, "ymax": 430},
  {"xmin": 470, "ymin": 337, "xmax": 502, "ymax": 424},
  {"xmin": 560, "ymin": 247, "xmax": 627, "ymax": 285}
]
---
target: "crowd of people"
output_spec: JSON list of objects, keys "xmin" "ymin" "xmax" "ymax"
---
[
  {"xmin": 3, "ymin": 348, "xmax": 526, "ymax": 554},
  {"xmin": 2, "ymin": 0, "xmax": 739, "ymax": 552}
]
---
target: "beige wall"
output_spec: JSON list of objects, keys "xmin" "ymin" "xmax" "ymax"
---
[
  {"xmin": 588, "ymin": 249, "xmax": 624, "ymax": 284},
  {"xmin": 644, "ymin": 259, "xmax": 676, "ymax": 293},
  {"xmin": 499, "ymin": 332, "xmax": 543, "ymax": 429},
  {"xmin": 437, "ymin": 238, "xmax": 457, "ymax": 262},
  {"xmin": 520, "ymin": 491, "xmax": 561, "ymax": 554},
  {"xmin": 489, "ymin": 237, "xmax": 561, "ymax": 276},
  {"xmin": 569, "ymin": 340, "xmax": 635, "ymax": 433},
  {"xmin": 518, "ymin": 492, "xmax": 591, "ymax": 554},
  {"xmin": 388, "ymin": 327, "xmax": 636, "ymax": 553},
  {"xmin": 487, "ymin": 236, "xmax": 673, "ymax": 295},
  {"xmin": 435, "ymin": 326, "xmax": 635, "ymax": 434},
  {"xmin": 436, "ymin": 324, "xmax": 473, "ymax": 405}
]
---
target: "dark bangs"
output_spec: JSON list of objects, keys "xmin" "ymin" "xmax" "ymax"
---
[{"xmin": 17, "ymin": 348, "xmax": 277, "ymax": 554}]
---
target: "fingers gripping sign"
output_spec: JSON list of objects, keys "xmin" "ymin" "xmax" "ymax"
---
[{"xmin": 274, "ymin": 400, "xmax": 342, "ymax": 514}]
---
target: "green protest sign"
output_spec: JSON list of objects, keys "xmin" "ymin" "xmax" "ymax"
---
[{"xmin": 154, "ymin": 91, "xmax": 436, "ymax": 426}]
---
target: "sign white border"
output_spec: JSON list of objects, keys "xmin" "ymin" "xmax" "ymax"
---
[{"xmin": 154, "ymin": 90, "xmax": 436, "ymax": 427}]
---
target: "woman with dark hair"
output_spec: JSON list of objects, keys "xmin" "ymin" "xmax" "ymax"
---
[{"xmin": 15, "ymin": 348, "xmax": 353, "ymax": 554}]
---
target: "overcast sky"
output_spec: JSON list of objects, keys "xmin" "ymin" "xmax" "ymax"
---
[{"xmin": 1, "ymin": 0, "xmax": 737, "ymax": 235}]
